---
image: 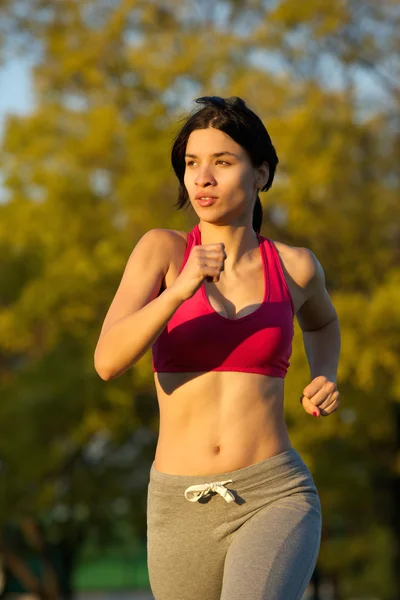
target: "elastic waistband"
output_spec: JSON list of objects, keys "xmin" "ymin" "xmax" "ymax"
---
[{"xmin": 149, "ymin": 447, "xmax": 308, "ymax": 492}]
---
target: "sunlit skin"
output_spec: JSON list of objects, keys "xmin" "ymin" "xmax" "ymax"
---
[
  {"xmin": 153, "ymin": 126, "xmax": 293, "ymax": 475},
  {"xmin": 152, "ymin": 126, "xmax": 340, "ymax": 475},
  {"xmin": 93, "ymin": 126, "xmax": 339, "ymax": 475},
  {"xmin": 183, "ymin": 127, "xmax": 269, "ymax": 268}
]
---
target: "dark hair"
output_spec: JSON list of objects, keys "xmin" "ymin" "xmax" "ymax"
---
[{"xmin": 171, "ymin": 96, "xmax": 278, "ymax": 234}]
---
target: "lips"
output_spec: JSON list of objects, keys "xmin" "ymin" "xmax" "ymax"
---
[
  {"xmin": 195, "ymin": 193, "xmax": 218, "ymax": 200},
  {"xmin": 195, "ymin": 192, "xmax": 218, "ymax": 207},
  {"xmin": 197, "ymin": 197, "xmax": 217, "ymax": 207}
]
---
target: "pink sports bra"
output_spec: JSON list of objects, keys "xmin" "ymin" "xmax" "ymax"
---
[{"xmin": 152, "ymin": 224, "xmax": 295, "ymax": 378}]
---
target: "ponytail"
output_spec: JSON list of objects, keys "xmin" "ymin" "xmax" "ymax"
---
[{"xmin": 252, "ymin": 195, "xmax": 263, "ymax": 234}]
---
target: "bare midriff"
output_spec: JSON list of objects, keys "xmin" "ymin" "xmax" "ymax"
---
[
  {"xmin": 153, "ymin": 370, "xmax": 292, "ymax": 476},
  {"xmin": 151, "ymin": 230, "xmax": 301, "ymax": 477}
]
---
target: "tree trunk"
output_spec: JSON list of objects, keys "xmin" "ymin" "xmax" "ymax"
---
[{"xmin": 392, "ymin": 403, "xmax": 400, "ymax": 600}]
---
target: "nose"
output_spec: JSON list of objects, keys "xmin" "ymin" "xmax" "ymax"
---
[{"xmin": 194, "ymin": 166, "xmax": 217, "ymax": 187}]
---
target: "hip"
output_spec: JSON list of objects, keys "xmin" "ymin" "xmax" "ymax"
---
[{"xmin": 147, "ymin": 447, "xmax": 321, "ymax": 544}]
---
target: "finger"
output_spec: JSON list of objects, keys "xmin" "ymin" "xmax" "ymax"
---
[
  {"xmin": 317, "ymin": 392, "xmax": 340, "ymax": 417},
  {"xmin": 202, "ymin": 260, "xmax": 225, "ymax": 279},
  {"xmin": 319, "ymin": 398, "xmax": 340, "ymax": 417},
  {"xmin": 318, "ymin": 391, "xmax": 340, "ymax": 411},
  {"xmin": 301, "ymin": 395, "xmax": 322, "ymax": 417},
  {"xmin": 194, "ymin": 246, "xmax": 226, "ymax": 261},
  {"xmin": 303, "ymin": 376, "xmax": 334, "ymax": 399},
  {"xmin": 200, "ymin": 258, "xmax": 223, "ymax": 266},
  {"xmin": 202, "ymin": 251, "xmax": 226, "ymax": 260},
  {"xmin": 204, "ymin": 264, "xmax": 224, "ymax": 282},
  {"xmin": 206, "ymin": 254, "xmax": 226, "ymax": 267},
  {"xmin": 302, "ymin": 391, "xmax": 339, "ymax": 417},
  {"xmin": 200, "ymin": 263, "xmax": 224, "ymax": 279},
  {"xmin": 201, "ymin": 244, "xmax": 226, "ymax": 255},
  {"xmin": 204, "ymin": 242, "xmax": 225, "ymax": 250},
  {"xmin": 305, "ymin": 381, "xmax": 337, "ymax": 408}
]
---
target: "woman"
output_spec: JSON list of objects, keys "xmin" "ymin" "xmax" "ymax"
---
[{"xmin": 94, "ymin": 96, "xmax": 341, "ymax": 600}]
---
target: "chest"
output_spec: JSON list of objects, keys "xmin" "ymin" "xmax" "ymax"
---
[
  {"xmin": 165, "ymin": 242, "xmax": 302, "ymax": 318},
  {"xmin": 203, "ymin": 261, "xmax": 266, "ymax": 319}
]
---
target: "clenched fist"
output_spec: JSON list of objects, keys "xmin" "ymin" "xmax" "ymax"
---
[
  {"xmin": 300, "ymin": 376, "xmax": 340, "ymax": 418},
  {"xmin": 170, "ymin": 243, "xmax": 227, "ymax": 301}
]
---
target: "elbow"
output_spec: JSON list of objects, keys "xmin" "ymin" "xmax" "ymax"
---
[
  {"xmin": 96, "ymin": 368, "xmax": 113, "ymax": 381},
  {"xmin": 94, "ymin": 352, "xmax": 115, "ymax": 381},
  {"xmin": 94, "ymin": 355, "xmax": 131, "ymax": 381},
  {"xmin": 95, "ymin": 363, "xmax": 113, "ymax": 381},
  {"xmin": 94, "ymin": 343, "xmax": 139, "ymax": 380}
]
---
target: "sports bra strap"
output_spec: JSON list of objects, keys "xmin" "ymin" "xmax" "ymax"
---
[{"xmin": 178, "ymin": 229, "xmax": 197, "ymax": 274}]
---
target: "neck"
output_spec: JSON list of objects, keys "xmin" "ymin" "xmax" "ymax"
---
[{"xmin": 197, "ymin": 221, "xmax": 260, "ymax": 270}]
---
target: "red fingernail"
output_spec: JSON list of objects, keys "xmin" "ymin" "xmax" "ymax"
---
[{"xmin": 313, "ymin": 411, "xmax": 318, "ymax": 417}]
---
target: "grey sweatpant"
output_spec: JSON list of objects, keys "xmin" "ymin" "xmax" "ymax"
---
[{"xmin": 147, "ymin": 447, "xmax": 322, "ymax": 600}]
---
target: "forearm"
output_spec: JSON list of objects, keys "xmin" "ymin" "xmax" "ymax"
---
[
  {"xmin": 94, "ymin": 287, "xmax": 184, "ymax": 380},
  {"xmin": 302, "ymin": 317, "xmax": 341, "ymax": 383}
]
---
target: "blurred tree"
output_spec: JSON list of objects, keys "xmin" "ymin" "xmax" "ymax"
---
[
  {"xmin": 0, "ymin": 518, "xmax": 62, "ymax": 599},
  {"xmin": 0, "ymin": 1, "xmax": 399, "ymax": 598}
]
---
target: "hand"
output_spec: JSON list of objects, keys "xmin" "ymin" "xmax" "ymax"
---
[
  {"xmin": 170, "ymin": 242, "xmax": 227, "ymax": 301},
  {"xmin": 300, "ymin": 376, "xmax": 340, "ymax": 418}
]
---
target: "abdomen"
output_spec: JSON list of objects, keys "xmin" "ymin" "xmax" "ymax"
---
[{"xmin": 153, "ymin": 371, "xmax": 292, "ymax": 475}]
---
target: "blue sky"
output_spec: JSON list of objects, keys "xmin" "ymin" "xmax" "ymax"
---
[
  {"xmin": 0, "ymin": 58, "xmax": 35, "ymax": 138},
  {"xmin": 0, "ymin": 52, "xmax": 390, "ymax": 137},
  {"xmin": 0, "ymin": 54, "xmax": 392, "ymax": 198},
  {"xmin": 0, "ymin": 58, "xmax": 33, "ymax": 199}
]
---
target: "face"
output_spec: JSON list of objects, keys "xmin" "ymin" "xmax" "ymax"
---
[{"xmin": 183, "ymin": 127, "xmax": 268, "ymax": 226}]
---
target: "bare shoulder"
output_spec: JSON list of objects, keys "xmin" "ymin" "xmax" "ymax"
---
[
  {"xmin": 167, "ymin": 229, "xmax": 189, "ymax": 245},
  {"xmin": 273, "ymin": 240, "xmax": 337, "ymax": 329},
  {"xmin": 156, "ymin": 228, "xmax": 188, "ymax": 253},
  {"xmin": 141, "ymin": 227, "xmax": 187, "ymax": 241},
  {"xmin": 140, "ymin": 228, "xmax": 187, "ymax": 250},
  {"xmin": 272, "ymin": 240, "xmax": 324, "ymax": 291},
  {"xmin": 141, "ymin": 228, "xmax": 188, "ymax": 277},
  {"xmin": 164, "ymin": 229, "xmax": 189, "ymax": 268}
]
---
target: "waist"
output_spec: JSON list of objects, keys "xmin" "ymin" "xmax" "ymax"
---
[
  {"xmin": 153, "ymin": 371, "xmax": 291, "ymax": 475},
  {"xmin": 150, "ymin": 447, "xmax": 311, "ymax": 491}
]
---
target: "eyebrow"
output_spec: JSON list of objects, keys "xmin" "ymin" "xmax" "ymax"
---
[{"xmin": 184, "ymin": 151, "xmax": 239, "ymax": 159}]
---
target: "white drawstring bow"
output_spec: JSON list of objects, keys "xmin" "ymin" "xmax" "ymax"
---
[{"xmin": 184, "ymin": 479, "xmax": 235, "ymax": 503}]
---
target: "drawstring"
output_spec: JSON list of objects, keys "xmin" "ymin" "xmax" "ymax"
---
[{"xmin": 184, "ymin": 479, "xmax": 235, "ymax": 503}]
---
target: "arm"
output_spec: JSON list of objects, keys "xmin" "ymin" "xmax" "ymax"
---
[
  {"xmin": 295, "ymin": 249, "xmax": 341, "ymax": 416},
  {"xmin": 296, "ymin": 251, "xmax": 341, "ymax": 383},
  {"xmin": 94, "ymin": 229, "xmax": 185, "ymax": 381}
]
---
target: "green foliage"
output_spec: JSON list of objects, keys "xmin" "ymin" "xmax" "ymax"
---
[{"xmin": 0, "ymin": 0, "xmax": 398, "ymax": 596}]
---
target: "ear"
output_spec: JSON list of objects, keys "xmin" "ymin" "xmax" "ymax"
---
[{"xmin": 255, "ymin": 161, "xmax": 269, "ymax": 190}]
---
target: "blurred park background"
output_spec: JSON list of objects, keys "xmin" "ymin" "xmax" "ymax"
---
[{"xmin": 0, "ymin": 1, "xmax": 399, "ymax": 599}]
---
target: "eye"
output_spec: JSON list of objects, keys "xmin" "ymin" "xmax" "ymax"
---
[{"xmin": 185, "ymin": 160, "xmax": 230, "ymax": 166}]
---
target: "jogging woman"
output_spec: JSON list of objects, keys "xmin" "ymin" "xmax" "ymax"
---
[{"xmin": 94, "ymin": 96, "xmax": 341, "ymax": 600}]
